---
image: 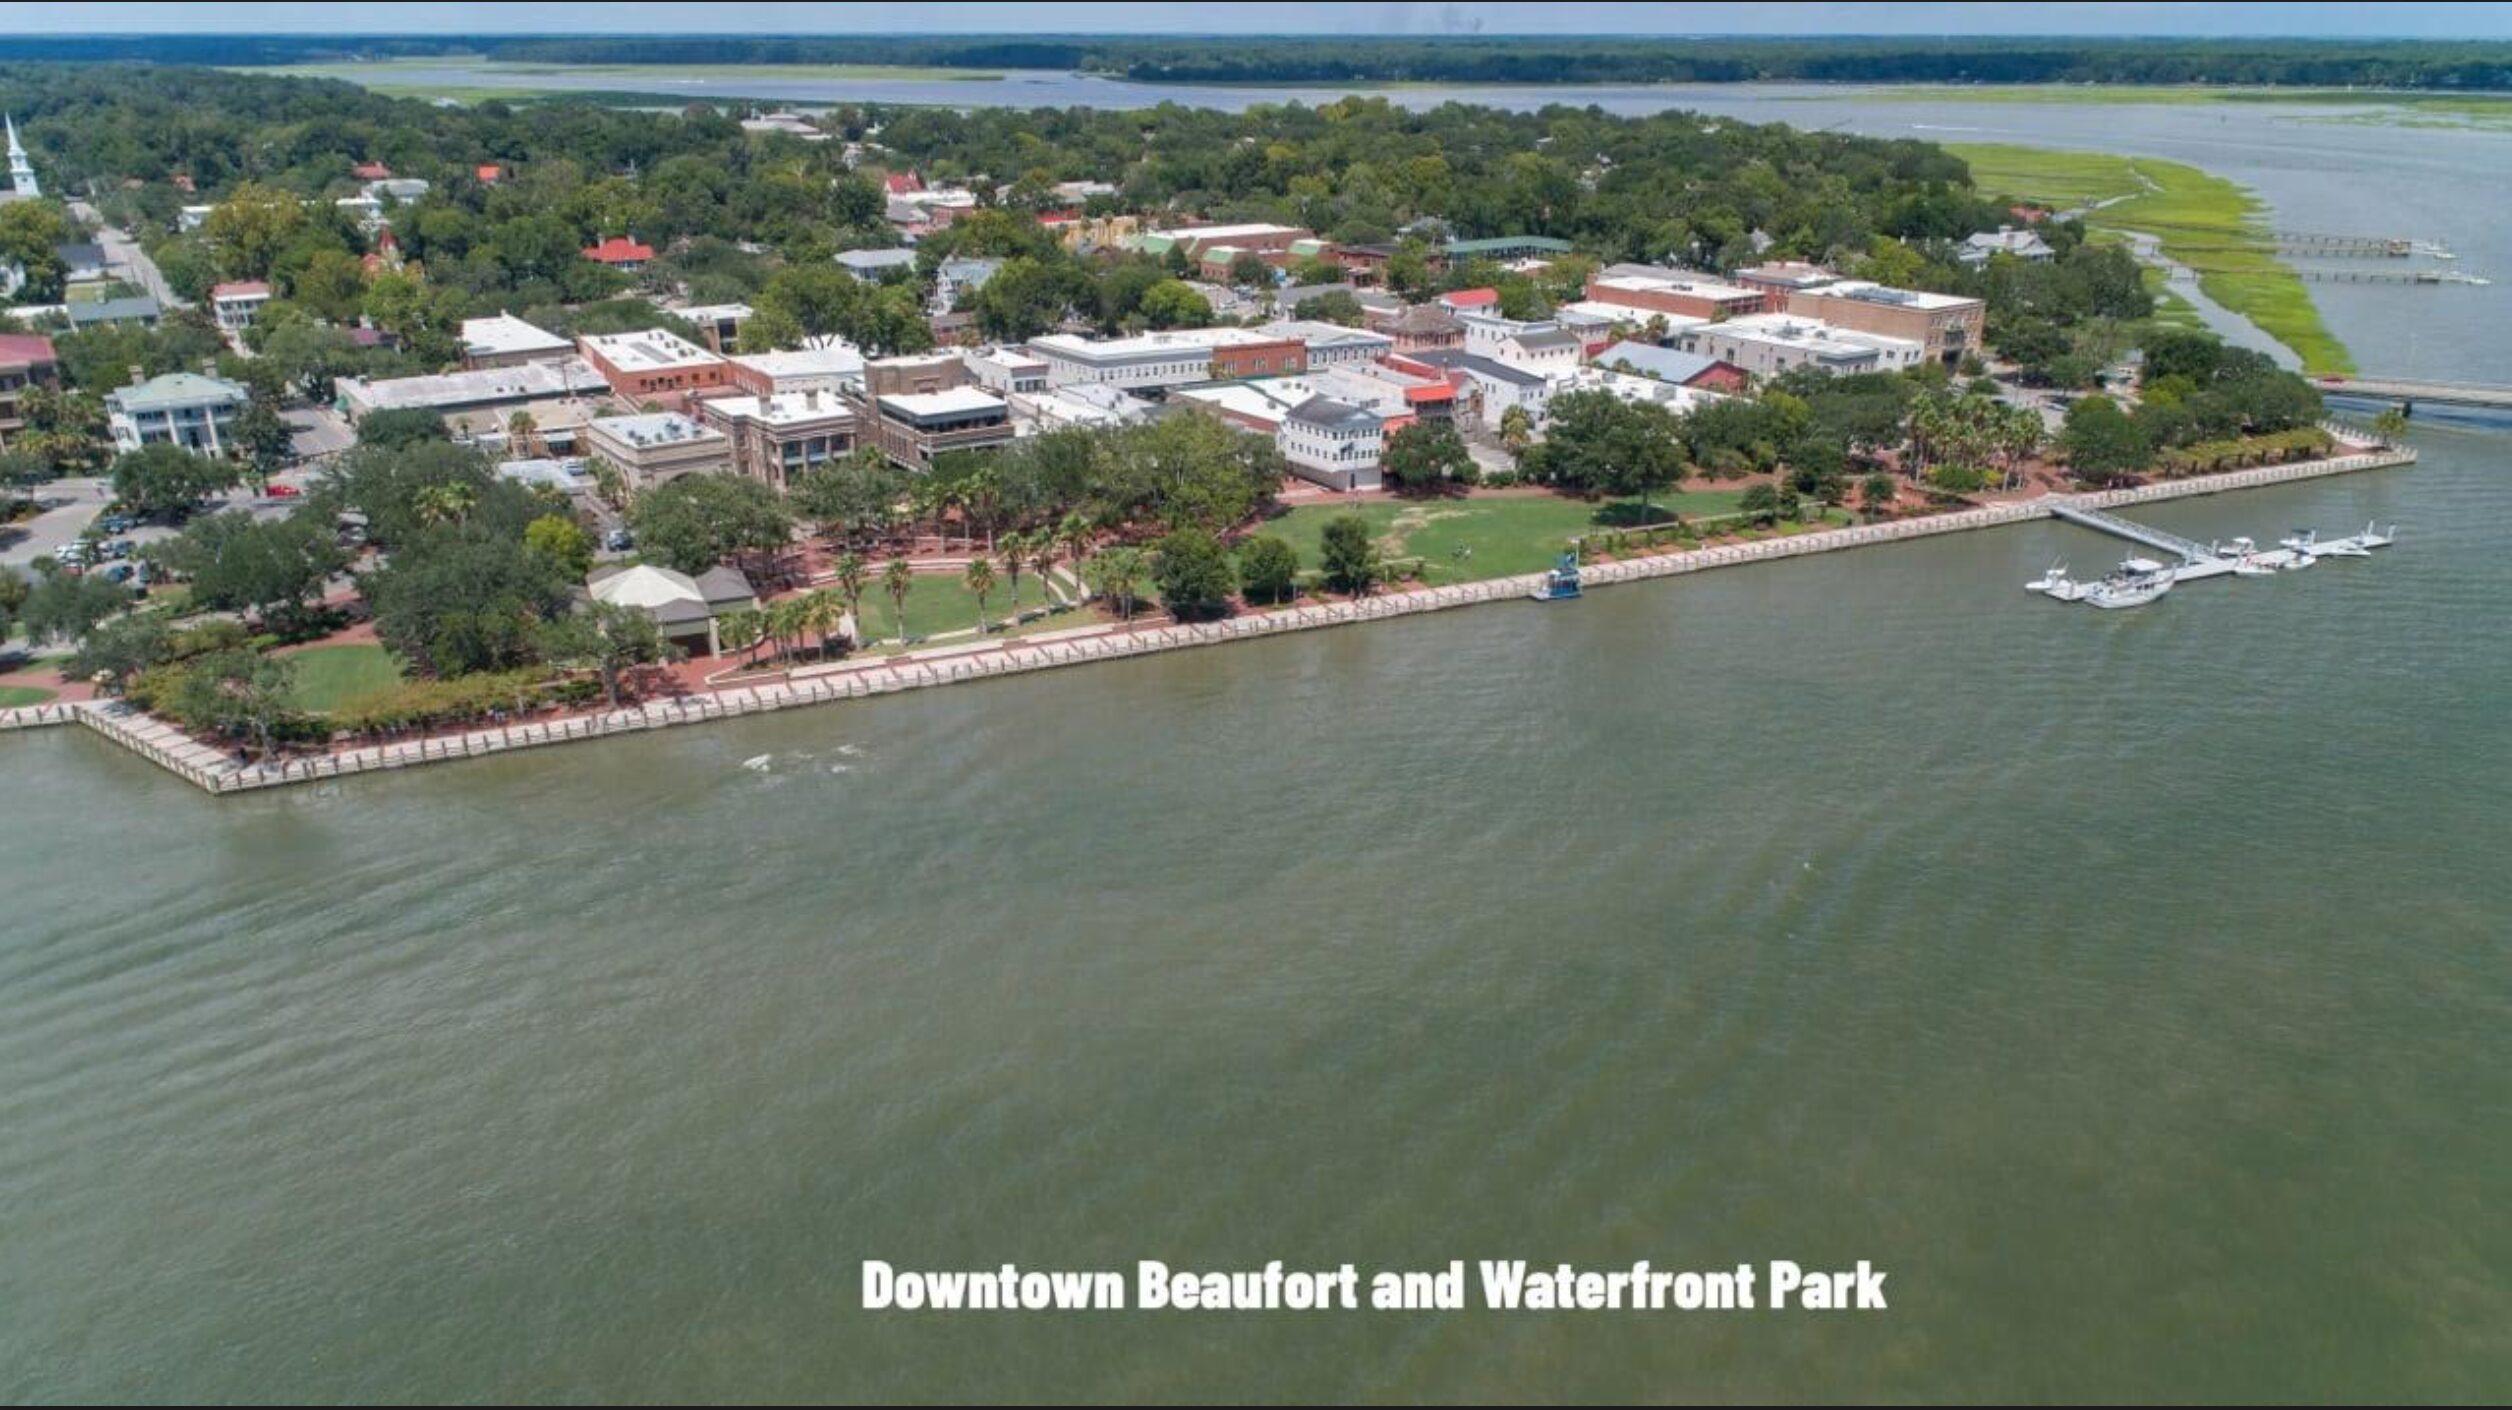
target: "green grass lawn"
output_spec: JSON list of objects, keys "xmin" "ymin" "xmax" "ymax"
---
[
  {"xmin": 852, "ymin": 570, "xmax": 1081, "ymax": 646},
  {"xmin": 1255, "ymin": 491, "xmax": 1753, "ymax": 589},
  {"xmin": 0, "ymin": 684, "xmax": 57, "ymax": 707},
  {"xmin": 286, "ymin": 644, "xmax": 403, "ymax": 714},
  {"xmin": 1950, "ymin": 142, "xmax": 2351, "ymax": 374}
]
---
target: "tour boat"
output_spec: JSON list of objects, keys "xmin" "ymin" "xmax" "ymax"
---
[
  {"xmin": 2027, "ymin": 560, "xmax": 2089, "ymax": 600},
  {"xmin": 2083, "ymin": 556, "xmax": 2176, "ymax": 610},
  {"xmin": 1529, "ymin": 551, "xmax": 1583, "ymax": 601}
]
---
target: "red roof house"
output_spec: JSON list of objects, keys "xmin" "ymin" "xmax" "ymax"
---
[
  {"xmin": 883, "ymin": 171, "xmax": 925, "ymax": 195},
  {"xmin": 1437, "ymin": 287, "xmax": 1500, "ymax": 311},
  {"xmin": 353, "ymin": 160, "xmax": 392, "ymax": 180},
  {"xmin": 583, "ymin": 236, "xmax": 657, "ymax": 269},
  {"xmin": 477, "ymin": 164, "xmax": 505, "ymax": 184}
]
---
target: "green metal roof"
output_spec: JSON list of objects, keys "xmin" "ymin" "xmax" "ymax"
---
[
  {"xmin": 1444, "ymin": 236, "xmax": 1574, "ymax": 256},
  {"xmin": 109, "ymin": 371, "xmax": 246, "ymax": 412}
]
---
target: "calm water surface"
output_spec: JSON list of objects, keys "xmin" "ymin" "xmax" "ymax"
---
[{"xmin": 2, "ymin": 87, "xmax": 2508, "ymax": 1403}]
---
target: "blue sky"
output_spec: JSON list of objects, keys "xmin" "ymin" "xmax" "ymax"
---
[{"xmin": 7, "ymin": 2, "xmax": 2510, "ymax": 38}]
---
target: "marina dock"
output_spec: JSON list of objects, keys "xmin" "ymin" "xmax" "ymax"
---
[{"xmin": 2035, "ymin": 494, "xmax": 2396, "ymax": 608}]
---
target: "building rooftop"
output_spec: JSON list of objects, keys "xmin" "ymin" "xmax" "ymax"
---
[
  {"xmin": 1704, "ymin": 314, "xmax": 1922, "ymax": 359},
  {"xmin": 1733, "ymin": 260, "xmax": 1842, "ymax": 291},
  {"xmin": 108, "ymin": 371, "xmax": 247, "ymax": 411},
  {"xmin": 588, "ymin": 563, "xmax": 755, "ymax": 623},
  {"xmin": 340, "ymin": 359, "xmax": 599, "ymax": 412},
  {"xmin": 1405, "ymin": 349, "xmax": 1549, "ymax": 388},
  {"xmin": 579, "ymin": 328, "xmax": 726, "ymax": 373},
  {"xmin": 674, "ymin": 302, "xmax": 755, "ymax": 325},
  {"xmin": 1594, "ymin": 340, "xmax": 1725, "ymax": 384},
  {"xmin": 461, "ymin": 312, "xmax": 571, "ymax": 360},
  {"xmin": 589, "ymin": 411, "xmax": 726, "ymax": 447},
  {"xmin": 1028, "ymin": 327, "xmax": 1285, "ymax": 361},
  {"xmin": 64, "ymin": 295, "xmax": 160, "ymax": 327},
  {"xmin": 1286, "ymin": 394, "xmax": 1378, "ymax": 430},
  {"xmin": 702, "ymin": 392, "xmax": 856, "ymax": 428},
  {"xmin": 835, "ymin": 248, "xmax": 918, "ymax": 274},
  {"xmin": 1795, "ymin": 280, "xmax": 1983, "ymax": 312},
  {"xmin": 497, "ymin": 457, "xmax": 594, "ymax": 494},
  {"xmin": 583, "ymin": 235, "xmax": 656, "ymax": 265},
  {"xmin": 1258, "ymin": 319, "xmax": 1395, "ymax": 351},
  {"xmin": 879, "ymin": 387, "xmax": 1008, "ymax": 423},
  {"xmin": 0, "ymin": 332, "xmax": 56, "ymax": 365},
  {"xmin": 209, "ymin": 280, "xmax": 272, "ymax": 299},
  {"xmin": 730, "ymin": 344, "xmax": 866, "ymax": 380},
  {"xmin": 1592, "ymin": 272, "xmax": 1763, "ymax": 304}
]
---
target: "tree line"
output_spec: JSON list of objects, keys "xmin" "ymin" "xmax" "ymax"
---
[{"xmin": 6, "ymin": 36, "xmax": 2505, "ymax": 91}]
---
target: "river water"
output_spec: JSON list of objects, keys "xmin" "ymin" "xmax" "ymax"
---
[{"xmin": 3, "ymin": 81, "xmax": 2509, "ymax": 1403}]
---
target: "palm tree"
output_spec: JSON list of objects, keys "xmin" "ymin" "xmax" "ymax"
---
[
  {"xmin": 998, "ymin": 530, "xmax": 1027, "ymax": 621},
  {"xmin": 883, "ymin": 556, "xmax": 914, "ymax": 645},
  {"xmin": 832, "ymin": 552, "xmax": 870, "ymax": 648},
  {"xmin": 507, "ymin": 408, "xmax": 540, "ymax": 458},
  {"xmin": 414, "ymin": 481, "xmax": 477, "ymax": 528},
  {"xmin": 1029, "ymin": 536, "xmax": 1061, "ymax": 608},
  {"xmin": 964, "ymin": 469, "xmax": 1003, "ymax": 552},
  {"xmin": 764, "ymin": 597, "xmax": 804, "ymax": 666},
  {"xmin": 1058, "ymin": 512, "xmax": 1095, "ymax": 597},
  {"xmin": 799, "ymin": 588, "xmax": 846, "ymax": 659},
  {"xmin": 1498, "ymin": 404, "xmax": 1534, "ymax": 457},
  {"xmin": 965, "ymin": 556, "xmax": 997, "ymax": 633},
  {"xmin": 716, "ymin": 606, "xmax": 765, "ymax": 666},
  {"xmin": 1091, "ymin": 547, "xmax": 1144, "ymax": 623}
]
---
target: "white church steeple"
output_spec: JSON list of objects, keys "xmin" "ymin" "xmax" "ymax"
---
[{"xmin": 6, "ymin": 115, "xmax": 37, "ymax": 198}]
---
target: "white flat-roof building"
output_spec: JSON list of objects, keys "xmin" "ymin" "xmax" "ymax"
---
[
  {"xmin": 965, "ymin": 346, "xmax": 1050, "ymax": 396},
  {"xmin": 1025, "ymin": 327, "xmax": 1306, "ymax": 391},
  {"xmin": 581, "ymin": 411, "xmax": 733, "ymax": 492},
  {"xmin": 1675, "ymin": 314, "xmax": 1924, "ymax": 378},
  {"xmin": 577, "ymin": 329, "xmax": 732, "ymax": 399},
  {"xmin": 461, "ymin": 312, "xmax": 575, "ymax": 370},
  {"xmin": 337, "ymin": 358, "xmax": 603, "ymax": 421},
  {"xmin": 1010, "ymin": 382, "xmax": 1157, "ymax": 431},
  {"xmin": 727, "ymin": 344, "xmax": 865, "ymax": 397},
  {"xmin": 1257, "ymin": 320, "xmax": 1395, "ymax": 367}
]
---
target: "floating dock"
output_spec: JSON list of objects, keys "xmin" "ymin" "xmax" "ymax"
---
[{"xmin": 2033, "ymin": 500, "xmax": 2396, "ymax": 607}]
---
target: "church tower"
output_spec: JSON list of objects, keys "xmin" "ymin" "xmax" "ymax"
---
[{"xmin": 6, "ymin": 116, "xmax": 38, "ymax": 198}]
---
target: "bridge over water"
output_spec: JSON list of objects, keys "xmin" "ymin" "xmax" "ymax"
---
[{"xmin": 2319, "ymin": 378, "xmax": 2512, "ymax": 411}]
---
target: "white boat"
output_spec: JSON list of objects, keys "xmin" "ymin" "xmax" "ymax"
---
[
  {"xmin": 2083, "ymin": 556, "xmax": 2176, "ymax": 610},
  {"xmin": 2026, "ymin": 560, "xmax": 2085, "ymax": 599},
  {"xmin": 2279, "ymin": 528, "xmax": 2323, "ymax": 558}
]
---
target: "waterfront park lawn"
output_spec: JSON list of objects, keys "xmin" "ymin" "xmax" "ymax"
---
[
  {"xmin": 1948, "ymin": 142, "xmax": 2351, "ymax": 374},
  {"xmin": 848, "ymin": 569, "xmax": 1092, "ymax": 649},
  {"xmin": 286, "ymin": 644, "xmax": 403, "ymax": 714},
  {"xmin": 1256, "ymin": 489, "xmax": 1768, "ymax": 589},
  {"xmin": 0, "ymin": 684, "xmax": 56, "ymax": 707}
]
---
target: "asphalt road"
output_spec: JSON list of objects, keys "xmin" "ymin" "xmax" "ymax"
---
[
  {"xmin": 70, "ymin": 201, "xmax": 184, "ymax": 309},
  {"xmin": 2, "ymin": 472, "xmax": 317, "ymax": 577}
]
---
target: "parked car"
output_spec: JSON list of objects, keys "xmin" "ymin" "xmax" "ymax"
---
[
  {"xmin": 265, "ymin": 483, "xmax": 302, "ymax": 499},
  {"xmin": 98, "ymin": 515, "xmax": 134, "ymax": 534},
  {"xmin": 106, "ymin": 539, "xmax": 137, "ymax": 560},
  {"xmin": 604, "ymin": 528, "xmax": 634, "ymax": 552},
  {"xmin": 100, "ymin": 563, "xmax": 135, "ymax": 584}
]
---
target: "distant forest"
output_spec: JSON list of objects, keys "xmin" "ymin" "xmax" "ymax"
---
[{"xmin": 1, "ymin": 33, "xmax": 2509, "ymax": 91}]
